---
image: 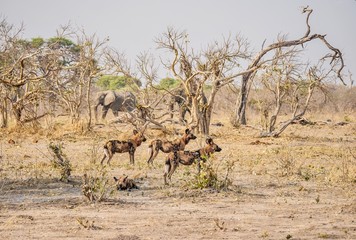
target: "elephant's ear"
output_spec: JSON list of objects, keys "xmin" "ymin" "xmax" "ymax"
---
[
  {"xmin": 103, "ymin": 91, "xmax": 116, "ymax": 106},
  {"xmin": 133, "ymin": 129, "xmax": 138, "ymax": 135}
]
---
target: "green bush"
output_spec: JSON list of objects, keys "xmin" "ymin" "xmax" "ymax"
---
[
  {"xmin": 31, "ymin": 37, "xmax": 45, "ymax": 48},
  {"xmin": 156, "ymin": 78, "xmax": 180, "ymax": 89},
  {"xmin": 96, "ymin": 75, "xmax": 141, "ymax": 90},
  {"xmin": 47, "ymin": 37, "xmax": 75, "ymax": 47}
]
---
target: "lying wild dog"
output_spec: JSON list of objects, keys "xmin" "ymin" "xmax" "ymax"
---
[
  {"xmin": 163, "ymin": 137, "xmax": 222, "ymax": 185},
  {"xmin": 113, "ymin": 175, "xmax": 139, "ymax": 190},
  {"xmin": 147, "ymin": 128, "xmax": 197, "ymax": 165},
  {"xmin": 101, "ymin": 129, "xmax": 147, "ymax": 165}
]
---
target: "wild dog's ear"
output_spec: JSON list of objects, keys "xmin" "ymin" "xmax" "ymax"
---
[
  {"xmin": 206, "ymin": 137, "xmax": 213, "ymax": 145},
  {"xmin": 123, "ymin": 175, "xmax": 128, "ymax": 182},
  {"xmin": 133, "ymin": 129, "xmax": 138, "ymax": 135},
  {"xmin": 113, "ymin": 177, "xmax": 118, "ymax": 182},
  {"xmin": 185, "ymin": 128, "xmax": 190, "ymax": 134}
]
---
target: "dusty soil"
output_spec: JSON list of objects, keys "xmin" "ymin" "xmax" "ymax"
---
[{"xmin": 0, "ymin": 119, "xmax": 355, "ymax": 239}]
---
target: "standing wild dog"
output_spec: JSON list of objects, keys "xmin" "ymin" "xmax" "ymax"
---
[
  {"xmin": 147, "ymin": 128, "xmax": 197, "ymax": 165},
  {"xmin": 164, "ymin": 137, "xmax": 222, "ymax": 185},
  {"xmin": 101, "ymin": 129, "xmax": 147, "ymax": 165}
]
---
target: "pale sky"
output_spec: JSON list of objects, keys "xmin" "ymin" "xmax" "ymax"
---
[{"xmin": 1, "ymin": 0, "xmax": 356, "ymax": 83}]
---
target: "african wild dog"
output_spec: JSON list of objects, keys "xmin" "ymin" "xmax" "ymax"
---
[
  {"xmin": 193, "ymin": 137, "xmax": 222, "ymax": 173},
  {"xmin": 163, "ymin": 137, "xmax": 222, "ymax": 185},
  {"xmin": 113, "ymin": 175, "xmax": 138, "ymax": 190},
  {"xmin": 147, "ymin": 128, "xmax": 197, "ymax": 165},
  {"xmin": 163, "ymin": 151, "xmax": 200, "ymax": 185},
  {"xmin": 101, "ymin": 129, "xmax": 147, "ymax": 165}
]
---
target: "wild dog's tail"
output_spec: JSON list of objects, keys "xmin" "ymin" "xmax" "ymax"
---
[
  {"xmin": 101, "ymin": 142, "xmax": 110, "ymax": 165},
  {"xmin": 147, "ymin": 140, "xmax": 162, "ymax": 164},
  {"xmin": 164, "ymin": 158, "xmax": 171, "ymax": 174},
  {"xmin": 164, "ymin": 158, "xmax": 171, "ymax": 185},
  {"xmin": 147, "ymin": 143, "xmax": 153, "ymax": 164},
  {"xmin": 103, "ymin": 142, "xmax": 109, "ymax": 155},
  {"xmin": 103, "ymin": 141, "xmax": 110, "ymax": 150}
]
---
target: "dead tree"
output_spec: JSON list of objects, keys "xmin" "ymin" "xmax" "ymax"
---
[
  {"xmin": 74, "ymin": 31, "xmax": 106, "ymax": 130},
  {"xmin": 104, "ymin": 48, "xmax": 175, "ymax": 132},
  {"xmin": 257, "ymin": 45, "xmax": 332, "ymax": 137},
  {"xmin": 232, "ymin": 6, "xmax": 346, "ymax": 126},
  {"xmin": 156, "ymin": 28, "xmax": 250, "ymax": 135},
  {"xmin": 104, "ymin": 29, "xmax": 251, "ymax": 135},
  {"xmin": 0, "ymin": 19, "xmax": 56, "ymax": 127}
]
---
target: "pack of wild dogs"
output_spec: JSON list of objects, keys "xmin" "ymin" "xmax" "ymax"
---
[{"xmin": 101, "ymin": 127, "xmax": 222, "ymax": 189}]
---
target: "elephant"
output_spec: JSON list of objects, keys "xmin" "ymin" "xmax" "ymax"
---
[
  {"xmin": 94, "ymin": 90, "xmax": 136, "ymax": 121},
  {"xmin": 168, "ymin": 88, "xmax": 207, "ymax": 124}
]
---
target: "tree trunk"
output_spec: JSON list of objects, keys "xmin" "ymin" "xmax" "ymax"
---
[
  {"xmin": 261, "ymin": 83, "xmax": 316, "ymax": 138},
  {"xmin": 192, "ymin": 86, "xmax": 216, "ymax": 136},
  {"xmin": 199, "ymin": 107, "xmax": 211, "ymax": 136},
  {"xmin": 86, "ymin": 78, "xmax": 93, "ymax": 131},
  {"xmin": 233, "ymin": 74, "xmax": 249, "ymax": 126},
  {"xmin": 0, "ymin": 98, "xmax": 8, "ymax": 128},
  {"xmin": 268, "ymin": 97, "xmax": 282, "ymax": 133},
  {"xmin": 12, "ymin": 105, "xmax": 23, "ymax": 126},
  {"xmin": 195, "ymin": 106, "xmax": 210, "ymax": 136},
  {"xmin": 69, "ymin": 105, "xmax": 80, "ymax": 124}
]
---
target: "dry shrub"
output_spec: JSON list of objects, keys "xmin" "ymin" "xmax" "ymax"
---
[
  {"xmin": 184, "ymin": 154, "xmax": 235, "ymax": 191},
  {"xmin": 270, "ymin": 145, "xmax": 356, "ymax": 184},
  {"xmin": 85, "ymin": 141, "xmax": 102, "ymax": 165},
  {"xmin": 3, "ymin": 115, "xmax": 93, "ymax": 140},
  {"xmin": 81, "ymin": 165, "xmax": 114, "ymax": 203},
  {"xmin": 297, "ymin": 164, "xmax": 326, "ymax": 182},
  {"xmin": 213, "ymin": 86, "xmax": 236, "ymax": 115},
  {"xmin": 48, "ymin": 142, "xmax": 72, "ymax": 182},
  {"xmin": 272, "ymin": 147, "xmax": 297, "ymax": 177},
  {"xmin": 295, "ymin": 147, "xmax": 356, "ymax": 184},
  {"xmin": 316, "ymin": 84, "xmax": 356, "ymax": 114},
  {"xmin": 76, "ymin": 217, "xmax": 100, "ymax": 230},
  {"xmin": 243, "ymin": 84, "xmax": 356, "ymax": 129},
  {"xmin": 325, "ymin": 147, "xmax": 356, "ymax": 183}
]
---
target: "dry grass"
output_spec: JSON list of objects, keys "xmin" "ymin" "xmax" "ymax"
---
[{"xmin": 0, "ymin": 112, "xmax": 355, "ymax": 239}]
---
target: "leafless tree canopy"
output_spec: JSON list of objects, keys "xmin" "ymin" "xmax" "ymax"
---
[
  {"xmin": 0, "ymin": 20, "xmax": 106, "ymax": 129},
  {"xmin": 232, "ymin": 6, "xmax": 345, "ymax": 126},
  {"xmin": 153, "ymin": 27, "xmax": 252, "ymax": 134},
  {"xmin": 0, "ymin": 7, "xmax": 349, "ymax": 137}
]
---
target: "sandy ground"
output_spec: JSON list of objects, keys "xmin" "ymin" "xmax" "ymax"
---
[{"xmin": 0, "ymin": 120, "xmax": 355, "ymax": 239}]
